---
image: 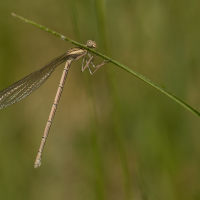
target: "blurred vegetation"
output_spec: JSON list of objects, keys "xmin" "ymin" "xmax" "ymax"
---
[{"xmin": 0, "ymin": 0, "xmax": 200, "ymax": 200}]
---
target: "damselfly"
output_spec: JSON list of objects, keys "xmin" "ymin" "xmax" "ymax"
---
[{"xmin": 0, "ymin": 40, "xmax": 108, "ymax": 168}]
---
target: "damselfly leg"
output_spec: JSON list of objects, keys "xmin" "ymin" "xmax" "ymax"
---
[{"xmin": 81, "ymin": 53, "xmax": 110, "ymax": 74}]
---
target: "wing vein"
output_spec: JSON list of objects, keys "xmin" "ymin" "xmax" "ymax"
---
[{"xmin": 0, "ymin": 53, "xmax": 69, "ymax": 109}]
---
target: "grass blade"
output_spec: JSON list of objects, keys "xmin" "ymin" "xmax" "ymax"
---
[{"xmin": 11, "ymin": 13, "xmax": 200, "ymax": 118}]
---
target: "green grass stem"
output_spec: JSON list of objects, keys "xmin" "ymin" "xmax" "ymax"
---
[{"xmin": 11, "ymin": 13, "xmax": 200, "ymax": 118}]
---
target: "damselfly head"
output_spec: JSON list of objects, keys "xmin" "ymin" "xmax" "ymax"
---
[{"xmin": 86, "ymin": 40, "xmax": 97, "ymax": 48}]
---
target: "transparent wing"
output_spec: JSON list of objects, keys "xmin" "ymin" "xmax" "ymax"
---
[{"xmin": 0, "ymin": 53, "xmax": 69, "ymax": 109}]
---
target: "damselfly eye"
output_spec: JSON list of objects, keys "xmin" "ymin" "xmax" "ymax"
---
[{"xmin": 86, "ymin": 40, "xmax": 97, "ymax": 48}]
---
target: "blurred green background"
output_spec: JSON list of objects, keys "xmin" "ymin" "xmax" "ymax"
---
[{"xmin": 0, "ymin": 0, "xmax": 200, "ymax": 200}]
